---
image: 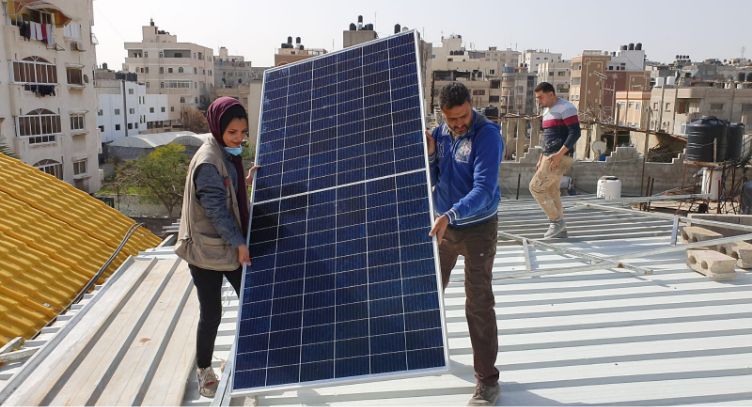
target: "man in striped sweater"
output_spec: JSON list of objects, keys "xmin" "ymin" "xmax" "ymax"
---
[{"xmin": 529, "ymin": 82, "xmax": 581, "ymax": 239}]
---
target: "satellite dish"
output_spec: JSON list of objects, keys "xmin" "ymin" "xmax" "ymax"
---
[{"xmin": 591, "ymin": 140, "xmax": 607, "ymax": 156}]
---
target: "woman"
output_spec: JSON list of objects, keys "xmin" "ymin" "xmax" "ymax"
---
[{"xmin": 175, "ymin": 96, "xmax": 257, "ymax": 398}]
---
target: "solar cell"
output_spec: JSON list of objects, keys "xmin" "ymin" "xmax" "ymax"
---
[{"xmin": 232, "ymin": 31, "xmax": 448, "ymax": 394}]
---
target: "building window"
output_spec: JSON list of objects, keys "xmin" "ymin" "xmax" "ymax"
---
[
  {"xmin": 194, "ymin": 67, "xmax": 198, "ymax": 74},
  {"xmin": 161, "ymin": 107, "xmax": 166, "ymax": 112},
  {"xmin": 171, "ymin": 106, "xmax": 175, "ymax": 112},
  {"xmin": 17, "ymin": 108, "xmax": 61, "ymax": 144},
  {"xmin": 180, "ymin": 97, "xmax": 185, "ymax": 103},
  {"xmin": 129, "ymin": 108, "xmax": 135, "ymax": 114},
  {"xmin": 489, "ymin": 95, "xmax": 500, "ymax": 103},
  {"xmin": 70, "ymin": 113, "xmax": 85, "ymax": 131},
  {"xmin": 710, "ymin": 103, "xmax": 724, "ymax": 111},
  {"xmin": 66, "ymin": 68, "xmax": 84, "ymax": 85},
  {"xmin": 97, "ymin": 109, "xmax": 103, "ymax": 116},
  {"xmin": 128, "ymin": 88, "xmax": 134, "ymax": 95},
  {"xmin": 144, "ymin": 51, "xmax": 149, "ymax": 58},
  {"xmin": 145, "ymin": 67, "xmax": 149, "ymax": 74},
  {"xmin": 114, "ymin": 108, "xmax": 121, "ymax": 115},
  {"xmin": 150, "ymin": 107, "xmax": 155, "ymax": 113},
  {"xmin": 12, "ymin": 57, "xmax": 57, "ymax": 84},
  {"xmin": 178, "ymin": 67, "xmax": 184, "ymax": 73},
  {"xmin": 35, "ymin": 159, "xmax": 63, "ymax": 179},
  {"xmin": 159, "ymin": 67, "xmax": 164, "ymax": 74},
  {"xmin": 73, "ymin": 159, "xmax": 87, "ymax": 175},
  {"xmin": 98, "ymin": 125, "xmax": 104, "ymax": 132},
  {"xmin": 127, "ymin": 123, "xmax": 133, "ymax": 130},
  {"xmin": 115, "ymin": 124, "xmax": 121, "ymax": 131},
  {"xmin": 472, "ymin": 90, "xmax": 486, "ymax": 96},
  {"xmin": 168, "ymin": 67, "xmax": 173, "ymax": 74}
]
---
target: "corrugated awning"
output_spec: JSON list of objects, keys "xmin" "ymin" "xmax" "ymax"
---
[{"xmin": 7, "ymin": 0, "xmax": 72, "ymax": 26}]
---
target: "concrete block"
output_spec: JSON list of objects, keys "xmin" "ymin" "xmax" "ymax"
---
[
  {"xmin": 687, "ymin": 249, "xmax": 737, "ymax": 281},
  {"xmin": 717, "ymin": 241, "xmax": 752, "ymax": 269},
  {"xmin": 681, "ymin": 226, "xmax": 722, "ymax": 243}
]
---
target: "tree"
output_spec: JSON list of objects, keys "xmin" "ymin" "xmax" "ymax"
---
[
  {"xmin": 180, "ymin": 107, "xmax": 209, "ymax": 134},
  {"xmin": 129, "ymin": 144, "xmax": 189, "ymax": 218}
]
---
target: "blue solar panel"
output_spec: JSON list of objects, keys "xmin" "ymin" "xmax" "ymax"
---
[{"xmin": 232, "ymin": 31, "xmax": 448, "ymax": 394}]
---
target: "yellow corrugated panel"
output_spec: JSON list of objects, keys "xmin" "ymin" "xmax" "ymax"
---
[{"xmin": 0, "ymin": 154, "xmax": 162, "ymax": 346}]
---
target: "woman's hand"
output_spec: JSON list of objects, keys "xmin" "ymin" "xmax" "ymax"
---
[{"xmin": 246, "ymin": 164, "xmax": 261, "ymax": 185}]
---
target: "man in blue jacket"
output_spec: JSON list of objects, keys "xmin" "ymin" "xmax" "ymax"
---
[{"xmin": 427, "ymin": 82, "xmax": 503, "ymax": 406}]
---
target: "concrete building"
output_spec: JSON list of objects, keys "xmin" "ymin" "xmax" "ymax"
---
[
  {"xmin": 607, "ymin": 43, "xmax": 646, "ymax": 72},
  {"xmin": 274, "ymin": 36, "xmax": 326, "ymax": 66},
  {"xmin": 94, "ymin": 67, "xmax": 169, "ymax": 144},
  {"xmin": 501, "ymin": 70, "xmax": 537, "ymax": 115},
  {"xmin": 0, "ymin": 0, "xmax": 102, "ymax": 192},
  {"xmin": 614, "ymin": 89, "xmax": 652, "ymax": 129},
  {"xmin": 215, "ymin": 66, "xmax": 267, "ymax": 144},
  {"xmin": 214, "ymin": 46, "xmax": 255, "ymax": 90},
  {"xmin": 569, "ymin": 51, "xmax": 612, "ymax": 121},
  {"xmin": 427, "ymin": 34, "xmax": 520, "ymax": 114},
  {"xmin": 537, "ymin": 60, "xmax": 571, "ymax": 99},
  {"xmin": 342, "ymin": 15, "xmax": 377, "ymax": 48},
  {"xmin": 649, "ymin": 82, "xmax": 752, "ymax": 136},
  {"xmin": 519, "ymin": 49, "xmax": 562, "ymax": 76},
  {"xmin": 123, "ymin": 20, "xmax": 214, "ymax": 124}
]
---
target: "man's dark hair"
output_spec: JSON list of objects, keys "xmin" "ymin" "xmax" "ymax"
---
[
  {"xmin": 439, "ymin": 82, "xmax": 471, "ymax": 109},
  {"xmin": 534, "ymin": 82, "xmax": 555, "ymax": 94}
]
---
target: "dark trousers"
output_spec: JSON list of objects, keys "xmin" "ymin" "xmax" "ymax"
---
[
  {"xmin": 189, "ymin": 264, "xmax": 242, "ymax": 369},
  {"xmin": 439, "ymin": 217, "xmax": 499, "ymax": 385}
]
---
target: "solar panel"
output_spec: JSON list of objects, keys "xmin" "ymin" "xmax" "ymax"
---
[{"xmin": 232, "ymin": 31, "xmax": 448, "ymax": 395}]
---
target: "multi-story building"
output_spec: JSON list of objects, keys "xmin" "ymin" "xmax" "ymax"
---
[
  {"xmin": 95, "ymin": 67, "xmax": 169, "ymax": 144},
  {"xmin": 500, "ymin": 69, "xmax": 537, "ymax": 115},
  {"xmin": 519, "ymin": 49, "xmax": 562, "ymax": 77},
  {"xmin": 649, "ymin": 82, "xmax": 752, "ymax": 136},
  {"xmin": 427, "ymin": 34, "xmax": 521, "ymax": 115},
  {"xmin": 537, "ymin": 61, "xmax": 571, "ymax": 99},
  {"xmin": 214, "ymin": 46, "xmax": 255, "ymax": 90},
  {"xmin": 343, "ymin": 16, "xmax": 377, "ymax": 48},
  {"xmin": 570, "ymin": 51, "xmax": 612, "ymax": 121},
  {"xmin": 274, "ymin": 36, "xmax": 326, "ymax": 66},
  {"xmin": 614, "ymin": 89, "xmax": 652, "ymax": 129},
  {"xmin": 0, "ymin": 0, "xmax": 102, "ymax": 192},
  {"xmin": 123, "ymin": 20, "xmax": 214, "ymax": 125}
]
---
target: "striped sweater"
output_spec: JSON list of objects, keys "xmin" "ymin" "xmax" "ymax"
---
[{"xmin": 541, "ymin": 97, "xmax": 581, "ymax": 155}]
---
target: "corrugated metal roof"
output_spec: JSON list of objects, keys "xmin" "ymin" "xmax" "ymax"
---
[{"xmin": 0, "ymin": 153, "xmax": 161, "ymax": 347}]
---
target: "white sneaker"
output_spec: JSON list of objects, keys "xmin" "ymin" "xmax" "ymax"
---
[
  {"xmin": 543, "ymin": 219, "xmax": 568, "ymax": 239},
  {"xmin": 468, "ymin": 382, "xmax": 500, "ymax": 406},
  {"xmin": 197, "ymin": 366, "xmax": 219, "ymax": 398}
]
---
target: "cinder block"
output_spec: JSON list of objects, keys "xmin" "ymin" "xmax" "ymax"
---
[
  {"xmin": 687, "ymin": 249, "xmax": 737, "ymax": 281},
  {"xmin": 681, "ymin": 226, "xmax": 722, "ymax": 243},
  {"xmin": 717, "ymin": 241, "xmax": 752, "ymax": 269}
]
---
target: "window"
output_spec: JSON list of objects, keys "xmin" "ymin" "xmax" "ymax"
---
[
  {"xmin": 129, "ymin": 108, "xmax": 135, "ymax": 114},
  {"xmin": 150, "ymin": 107, "xmax": 155, "ymax": 113},
  {"xmin": 144, "ymin": 51, "xmax": 149, "ymax": 58},
  {"xmin": 115, "ymin": 124, "xmax": 121, "ymax": 131},
  {"xmin": 128, "ymin": 88, "xmax": 134, "ymax": 95},
  {"xmin": 35, "ymin": 159, "xmax": 63, "ymax": 179},
  {"xmin": 145, "ymin": 67, "xmax": 149, "ymax": 74},
  {"xmin": 161, "ymin": 107, "xmax": 166, "ymax": 112},
  {"xmin": 127, "ymin": 123, "xmax": 133, "ymax": 130},
  {"xmin": 114, "ymin": 108, "xmax": 121, "ymax": 115},
  {"xmin": 194, "ymin": 67, "xmax": 198, "ymax": 74},
  {"xmin": 489, "ymin": 95, "xmax": 500, "ymax": 103},
  {"xmin": 13, "ymin": 56, "xmax": 57, "ymax": 84},
  {"xmin": 17, "ymin": 108, "xmax": 61, "ymax": 144},
  {"xmin": 98, "ymin": 125, "xmax": 104, "ymax": 132},
  {"xmin": 168, "ymin": 68, "xmax": 173, "ymax": 74},
  {"xmin": 97, "ymin": 109, "xmax": 103, "ymax": 116},
  {"xmin": 178, "ymin": 67, "xmax": 184, "ymax": 73},
  {"xmin": 171, "ymin": 106, "xmax": 175, "ymax": 112},
  {"xmin": 73, "ymin": 159, "xmax": 87, "ymax": 175},
  {"xmin": 70, "ymin": 113, "xmax": 85, "ymax": 131},
  {"xmin": 710, "ymin": 103, "xmax": 724, "ymax": 111},
  {"xmin": 66, "ymin": 67, "xmax": 84, "ymax": 85},
  {"xmin": 159, "ymin": 67, "xmax": 164, "ymax": 74},
  {"xmin": 472, "ymin": 89, "xmax": 486, "ymax": 96},
  {"xmin": 180, "ymin": 97, "xmax": 185, "ymax": 103}
]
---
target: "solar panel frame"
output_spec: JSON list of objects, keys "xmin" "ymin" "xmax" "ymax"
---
[{"xmin": 231, "ymin": 30, "xmax": 449, "ymax": 396}]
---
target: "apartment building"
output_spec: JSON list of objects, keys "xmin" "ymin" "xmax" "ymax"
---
[
  {"xmin": 1, "ymin": 0, "xmax": 101, "ymax": 192},
  {"xmin": 123, "ymin": 20, "xmax": 213, "ymax": 125}
]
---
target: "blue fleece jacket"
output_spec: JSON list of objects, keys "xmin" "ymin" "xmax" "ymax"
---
[{"xmin": 429, "ymin": 111, "xmax": 503, "ymax": 227}]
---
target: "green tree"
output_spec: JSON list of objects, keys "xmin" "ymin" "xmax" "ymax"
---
[{"xmin": 130, "ymin": 144, "xmax": 189, "ymax": 218}]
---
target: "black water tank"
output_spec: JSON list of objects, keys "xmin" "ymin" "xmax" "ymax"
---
[
  {"xmin": 726, "ymin": 122, "xmax": 745, "ymax": 161},
  {"xmin": 394, "ymin": 24, "xmax": 401, "ymax": 34},
  {"xmin": 685, "ymin": 116, "xmax": 725, "ymax": 162}
]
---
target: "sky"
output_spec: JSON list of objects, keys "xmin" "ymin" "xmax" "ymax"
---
[{"xmin": 93, "ymin": 0, "xmax": 750, "ymax": 69}]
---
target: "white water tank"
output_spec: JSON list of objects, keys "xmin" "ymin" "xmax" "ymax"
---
[
  {"xmin": 597, "ymin": 176, "xmax": 622, "ymax": 200},
  {"xmin": 701, "ymin": 167, "xmax": 721, "ymax": 201}
]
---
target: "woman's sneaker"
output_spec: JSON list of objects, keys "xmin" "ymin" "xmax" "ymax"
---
[{"xmin": 197, "ymin": 367, "xmax": 219, "ymax": 398}]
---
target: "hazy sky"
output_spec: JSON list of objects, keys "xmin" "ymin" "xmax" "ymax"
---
[{"xmin": 93, "ymin": 0, "xmax": 749, "ymax": 69}]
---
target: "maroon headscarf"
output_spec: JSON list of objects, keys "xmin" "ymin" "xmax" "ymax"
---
[{"xmin": 205, "ymin": 97, "xmax": 250, "ymax": 238}]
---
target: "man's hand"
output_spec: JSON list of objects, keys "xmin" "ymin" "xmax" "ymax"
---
[
  {"xmin": 238, "ymin": 244, "xmax": 251, "ymax": 266},
  {"xmin": 545, "ymin": 152, "xmax": 564, "ymax": 171},
  {"xmin": 425, "ymin": 129, "xmax": 435, "ymax": 156},
  {"xmin": 429, "ymin": 214, "xmax": 450, "ymax": 243},
  {"xmin": 246, "ymin": 164, "xmax": 260, "ymax": 185}
]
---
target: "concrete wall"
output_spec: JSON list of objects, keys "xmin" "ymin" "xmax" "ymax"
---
[{"xmin": 500, "ymin": 146, "xmax": 695, "ymax": 197}]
